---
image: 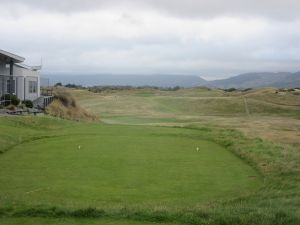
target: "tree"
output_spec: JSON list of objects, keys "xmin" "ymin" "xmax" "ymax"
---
[{"xmin": 55, "ymin": 82, "xmax": 62, "ymax": 87}]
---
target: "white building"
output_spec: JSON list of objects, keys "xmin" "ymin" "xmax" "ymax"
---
[{"xmin": 0, "ymin": 49, "xmax": 41, "ymax": 101}]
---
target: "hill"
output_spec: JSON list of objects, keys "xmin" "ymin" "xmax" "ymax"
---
[
  {"xmin": 44, "ymin": 72, "xmax": 300, "ymax": 88},
  {"xmin": 210, "ymin": 72, "xmax": 300, "ymax": 88},
  {"xmin": 271, "ymin": 72, "xmax": 300, "ymax": 88},
  {"xmin": 44, "ymin": 74, "xmax": 208, "ymax": 87}
]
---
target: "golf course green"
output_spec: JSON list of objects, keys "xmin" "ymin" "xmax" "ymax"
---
[
  {"xmin": 0, "ymin": 117, "xmax": 260, "ymax": 210},
  {"xmin": 1, "ymin": 87, "xmax": 300, "ymax": 225}
]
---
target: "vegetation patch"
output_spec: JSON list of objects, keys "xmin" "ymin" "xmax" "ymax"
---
[
  {"xmin": 0, "ymin": 86, "xmax": 299, "ymax": 224},
  {"xmin": 0, "ymin": 116, "xmax": 299, "ymax": 224},
  {"xmin": 46, "ymin": 88, "xmax": 98, "ymax": 121}
]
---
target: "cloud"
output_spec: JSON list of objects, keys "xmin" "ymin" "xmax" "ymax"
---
[
  {"xmin": 0, "ymin": 1, "xmax": 300, "ymax": 79},
  {"xmin": 4, "ymin": 0, "xmax": 300, "ymax": 20}
]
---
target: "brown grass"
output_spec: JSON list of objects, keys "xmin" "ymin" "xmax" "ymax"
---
[
  {"xmin": 68, "ymin": 87, "xmax": 300, "ymax": 145},
  {"xmin": 46, "ymin": 88, "xmax": 98, "ymax": 121}
]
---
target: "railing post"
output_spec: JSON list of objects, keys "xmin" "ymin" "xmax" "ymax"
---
[{"xmin": 9, "ymin": 60, "xmax": 14, "ymax": 95}]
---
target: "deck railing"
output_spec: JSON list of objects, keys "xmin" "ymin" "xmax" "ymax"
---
[{"xmin": 41, "ymin": 88, "xmax": 54, "ymax": 97}]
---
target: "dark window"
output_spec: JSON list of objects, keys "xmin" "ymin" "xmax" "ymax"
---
[
  {"xmin": 6, "ymin": 79, "xmax": 15, "ymax": 94},
  {"xmin": 29, "ymin": 81, "xmax": 37, "ymax": 93}
]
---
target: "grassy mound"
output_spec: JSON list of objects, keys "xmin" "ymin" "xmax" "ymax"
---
[{"xmin": 46, "ymin": 88, "xmax": 98, "ymax": 121}]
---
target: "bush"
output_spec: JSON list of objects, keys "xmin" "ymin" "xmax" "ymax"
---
[
  {"xmin": 53, "ymin": 89, "xmax": 77, "ymax": 107},
  {"xmin": 65, "ymin": 84, "xmax": 84, "ymax": 89},
  {"xmin": 46, "ymin": 89, "xmax": 98, "ymax": 121},
  {"xmin": 0, "ymin": 94, "xmax": 20, "ymax": 106},
  {"xmin": 6, "ymin": 104, "xmax": 16, "ymax": 111},
  {"xmin": 55, "ymin": 82, "xmax": 62, "ymax": 87},
  {"xmin": 18, "ymin": 104, "xmax": 26, "ymax": 109},
  {"xmin": 22, "ymin": 100, "xmax": 33, "ymax": 108},
  {"xmin": 224, "ymin": 88, "xmax": 237, "ymax": 92}
]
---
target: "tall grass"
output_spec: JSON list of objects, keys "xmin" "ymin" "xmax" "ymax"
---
[{"xmin": 46, "ymin": 88, "xmax": 98, "ymax": 121}]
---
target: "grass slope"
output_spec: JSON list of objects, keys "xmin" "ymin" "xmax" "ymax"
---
[{"xmin": 72, "ymin": 87, "xmax": 300, "ymax": 124}]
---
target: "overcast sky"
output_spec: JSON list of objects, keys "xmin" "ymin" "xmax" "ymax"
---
[{"xmin": 1, "ymin": 0, "xmax": 300, "ymax": 79}]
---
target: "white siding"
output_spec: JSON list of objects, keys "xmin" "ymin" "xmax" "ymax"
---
[
  {"xmin": 14, "ymin": 65, "xmax": 39, "ymax": 78},
  {"xmin": 0, "ymin": 61, "xmax": 40, "ymax": 101},
  {"xmin": 16, "ymin": 65, "xmax": 40, "ymax": 101},
  {"xmin": 24, "ymin": 76, "xmax": 39, "ymax": 101},
  {"xmin": 16, "ymin": 77, "xmax": 24, "ymax": 100}
]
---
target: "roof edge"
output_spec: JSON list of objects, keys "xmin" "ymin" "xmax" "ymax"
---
[
  {"xmin": 0, "ymin": 49, "xmax": 25, "ymax": 63},
  {"xmin": 15, "ymin": 63, "xmax": 42, "ymax": 71}
]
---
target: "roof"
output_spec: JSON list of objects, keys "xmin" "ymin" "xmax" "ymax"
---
[
  {"xmin": 0, "ymin": 49, "xmax": 25, "ymax": 63},
  {"xmin": 15, "ymin": 63, "xmax": 42, "ymax": 71}
]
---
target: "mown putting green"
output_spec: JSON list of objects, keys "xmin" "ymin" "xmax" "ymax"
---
[{"xmin": 0, "ymin": 119, "xmax": 260, "ymax": 209}]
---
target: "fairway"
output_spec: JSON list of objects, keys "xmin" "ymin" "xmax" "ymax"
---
[{"xmin": 0, "ymin": 120, "xmax": 260, "ymax": 209}]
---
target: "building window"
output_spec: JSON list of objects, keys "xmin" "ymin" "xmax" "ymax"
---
[
  {"xmin": 6, "ymin": 79, "xmax": 15, "ymax": 94},
  {"xmin": 29, "ymin": 81, "xmax": 38, "ymax": 93}
]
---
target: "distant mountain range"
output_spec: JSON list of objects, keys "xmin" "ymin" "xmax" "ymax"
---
[
  {"xmin": 210, "ymin": 72, "xmax": 300, "ymax": 89},
  {"xmin": 43, "ymin": 71, "xmax": 300, "ymax": 88},
  {"xmin": 42, "ymin": 74, "xmax": 208, "ymax": 88}
]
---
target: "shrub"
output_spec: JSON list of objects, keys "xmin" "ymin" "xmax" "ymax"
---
[
  {"xmin": 55, "ymin": 82, "xmax": 63, "ymax": 87},
  {"xmin": 18, "ymin": 104, "xmax": 26, "ymax": 109},
  {"xmin": 0, "ymin": 94, "xmax": 20, "ymax": 106},
  {"xmin": 6, "ymin": 104, "xmax": 16, "ymax": 111},
  {"xmin": 65, "ymin": 84, "xmax": 84, "ymax": 89},
  {"xmin": 53, "ymin": 89, "xmax": 77, "ymax": 107},
  {"xmin": 22, "ymin": 100, "xmax": 33, "ymax": 108},
  {"xmin": 224, "ymin": 88, "xmax": 237, "ymax": 92},
  {"xmin": 46, "ymin": 88, "xmax": 98, "ymax": 121}
]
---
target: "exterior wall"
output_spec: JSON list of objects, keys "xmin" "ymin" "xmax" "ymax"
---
[
  {"xmin": 0, "ymin": 59, "xmax": 40, "ymax": 101},
  {"xmin": 16, "ymin": 76, "xmax": 24, "ymax": 101},
  {"xmin": 14, "ymin": 65, "xmax": 39, "ymax": 77},
  {"xmin": 0, "ymin": 76, "xmax": 4, "ymax": 97},
  {"xmin": 24, "ymin": 76, "xmax": 40, "ymax": 101},
  {"xmin": 0, "ymin": 76, "xmax": 17, "ymax": 96},
  {"xmin": 0, "ymin": 61, "xmax": 9, "ymax": 75}
]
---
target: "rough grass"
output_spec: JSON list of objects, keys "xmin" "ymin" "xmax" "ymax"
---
[
  {"xmin": 71, "ymin": 88, "xmax": 300, "ymax": 121},
  {"xmin": 243, "ymin": 88, "xmax": 300, "ymax": 106},
  {"xmin": 72, "ymin": 87, "xmax": 300, "ymax": 145},
  {"xmin": 46, "ymin": 88, "xmax": 98, "ymax": 121}
]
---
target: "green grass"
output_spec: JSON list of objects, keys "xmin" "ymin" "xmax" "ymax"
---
[
  {"xmin": 0, "ymin": 116, "xmax": 299, "ymax": 224},
  {"xmin": 0, "ymin": 87, "xmax": 299, "ymax": 224},
  {"xmin": 0, "ymin": 117, "xmax": 260, "ymax": 210},
  {"xmin": 0, "ymin": 217, "xmax": 178, "ymax": 225}
]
